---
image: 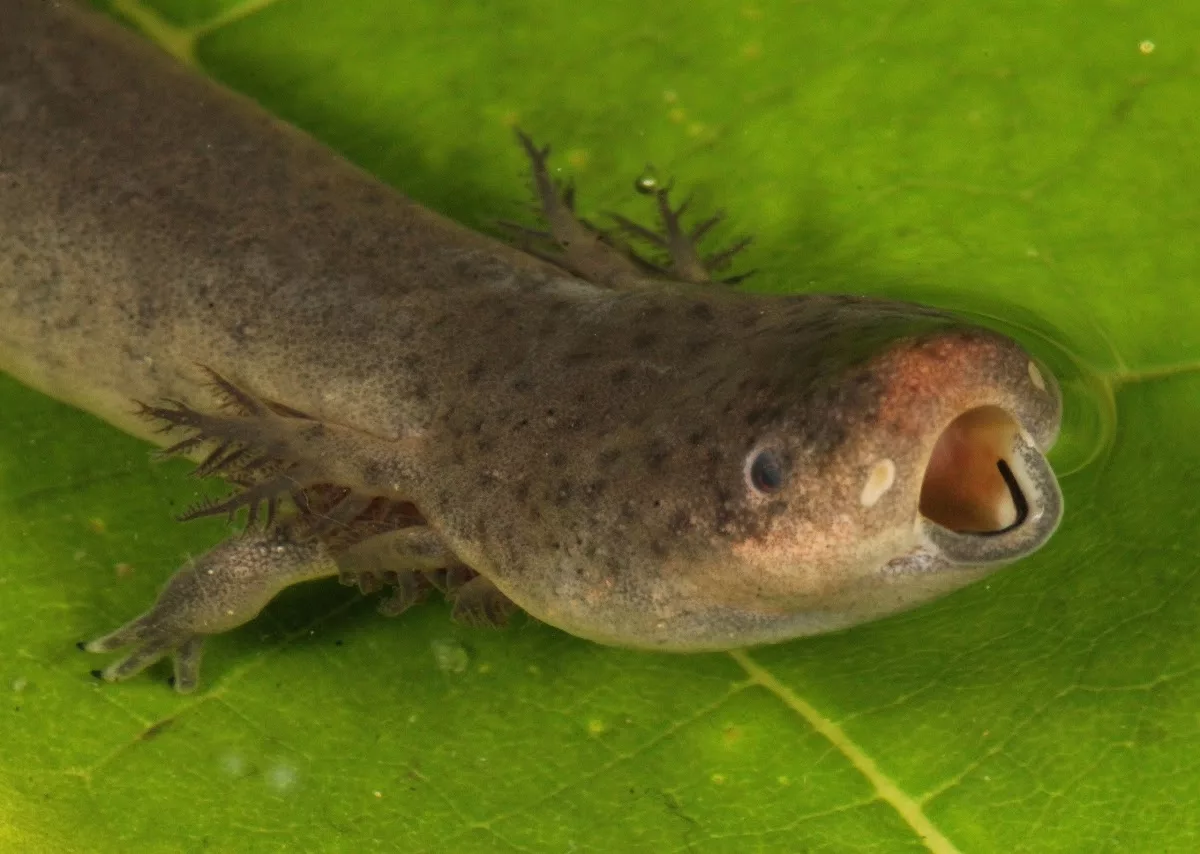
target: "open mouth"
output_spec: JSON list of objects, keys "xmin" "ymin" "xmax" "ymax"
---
[{"xmin": 917, "ymin": 406, "xmax": 1062, "ymax": 565}]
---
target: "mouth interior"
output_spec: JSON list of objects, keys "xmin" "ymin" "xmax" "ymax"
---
[{"xmin": 919, "ymin": 406, "xmax": 1029, "ymax": 534}]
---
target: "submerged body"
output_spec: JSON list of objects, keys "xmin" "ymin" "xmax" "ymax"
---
[{"xmin": 0, "ymin": 0, "xmax": 1062, "ymax": 690}]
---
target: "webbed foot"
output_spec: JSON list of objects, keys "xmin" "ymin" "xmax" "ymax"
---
[{"xmin": 82, "ymin": 527, "xmax": 338, "ymax": 692}]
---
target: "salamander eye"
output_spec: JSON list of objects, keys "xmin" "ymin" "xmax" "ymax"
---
[{"xmin": 746, "ymin": 449, "xmax": 786, "ymax": 495}]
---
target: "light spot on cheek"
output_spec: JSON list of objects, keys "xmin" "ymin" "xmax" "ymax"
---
[
  {"xmin": 860, "ymin": 459, "xmax": 896, "ymax": 508},
  {"xmin": 1027, "ymin": 360, "xmax": 1047, "ymax": 392}
]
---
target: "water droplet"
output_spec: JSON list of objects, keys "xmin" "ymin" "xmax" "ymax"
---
[
  {"xmin": 431, "ymin": 638, "xmax": 469, "ymax": 674},
  {"xmin": 634, "ymin": 165, "xmax": 660, "ymax": 195},
  {"xmin": 587, "ymin": 719, "xmax": 606, "ymax": 736},
  {"xmin": 267, "ymin": 763, "xmax": 298, "ymax": 792},
  {"xmin": 220, "ymin": 753, "xmax": 248, "ymax": 777}
]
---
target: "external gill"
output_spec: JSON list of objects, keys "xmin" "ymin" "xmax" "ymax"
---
[
  {"xmin": 139, "ymin": 368, "xmax": 376, "ymax": 528},
  {"xmin": 499, "ymin": 130, "xmax": 754, "ymax": 288}
]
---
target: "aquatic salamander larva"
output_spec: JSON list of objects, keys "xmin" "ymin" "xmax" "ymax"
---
[{"xmin": 0, "ymin": 0, "xmax": 1062, "ymax": 691}]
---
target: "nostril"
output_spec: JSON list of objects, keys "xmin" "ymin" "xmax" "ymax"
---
[{"xmin": 919, "ymin": 406, "xmax": 1024, "ymax": 533}]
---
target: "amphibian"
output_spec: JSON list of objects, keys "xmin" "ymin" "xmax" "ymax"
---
[{"xmin": 0, "ymin": 0, "xmax": 1063, "ymax": 692}]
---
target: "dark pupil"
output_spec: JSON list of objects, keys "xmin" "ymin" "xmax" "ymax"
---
[{"xmin": 750, "ymin": 451, "xmax": 784, "ymax": 493}]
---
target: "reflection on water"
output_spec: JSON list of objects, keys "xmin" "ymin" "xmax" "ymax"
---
[{"xmin": 890, "ymin": 287, "xmax": 1119, "ymax": 479}]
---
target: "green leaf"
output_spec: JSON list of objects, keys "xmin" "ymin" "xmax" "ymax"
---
[{"xmin": 2, "ymin": 0, "xmax": 1197, "ymax": 850}]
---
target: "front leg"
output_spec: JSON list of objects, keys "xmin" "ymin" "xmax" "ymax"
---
[{"xmin": 83, "ymin": 526, "xmax": 338, "ymax": 693}]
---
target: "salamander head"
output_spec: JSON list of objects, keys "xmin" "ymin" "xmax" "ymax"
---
[
  {"xmin": 431, "ymin": 293, "xmax": 1063, "ymax": 652},
  {"xmin": 520, "ymin": 302, "xmax": 1064, "ymax": 651},
  {"xmin": 661, "ymin": 320, "xmax": 1063, "ymax": 647}
]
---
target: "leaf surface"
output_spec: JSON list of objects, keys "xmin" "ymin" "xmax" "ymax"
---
[{"xmin": 2, "ymin": 1, "xmax": 1197, "ymax": 850}]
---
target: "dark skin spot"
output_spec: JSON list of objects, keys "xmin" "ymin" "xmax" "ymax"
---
[
  {"xmin": 611, "ymin": 366, "xmax": 633, "ymax": 385},
  {"xmin": 745, "ymin": 406, "xmax": 784, "ymax": 427},
  {"xmin": 633, "ymin": 330, "xmax": 660, "ymax": 350},
  {"xmin": 639, "ymin": 302, "xmax": 667, "ymax": 322},
  {"xmin": 565, "ymin": 350, "xmax": 596, "ymax": 365},
  {"xmin": 361, "ymin": 460, "xmax": 385, "ymax": 488},
  {"xmin": 644, "ymin": 440, "xmax": 670, "ymax": 472},
  {"xmin": 713, "ymin": 486, "xmax": 735, "ymax": 531},
  {"xmin": 597, "ymin": 448, "xmax": 622, "ymax": 468},
  {"xmin": 688, "ymin": 301, "xmax": 715, "ymax": 322},
  {"xmin": 513, "ymin": 377, "xmax": 533, "ymax": 393},
  {"xmin": 668, "ymin": 509, "xmax": 693, "ymax": 535},
  {"xmin": 467, "ymin": 360, "xmax": 486, "ymax": 383},
  {"xmin": 585, "ymin": 479, "xmax": 608, "ymax": 497}
]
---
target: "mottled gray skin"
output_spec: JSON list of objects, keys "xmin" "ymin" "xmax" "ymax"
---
[{"xmin": 1, "ymin": 0, "xmax": 1062, "ymax": 687}]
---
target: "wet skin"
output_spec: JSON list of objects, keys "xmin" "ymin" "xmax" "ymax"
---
[{"xmin": 0, "ymin": 0, "xmax": 1062, "ymax": 691}]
